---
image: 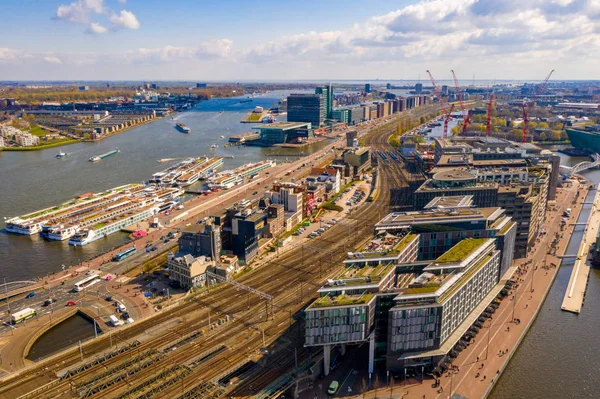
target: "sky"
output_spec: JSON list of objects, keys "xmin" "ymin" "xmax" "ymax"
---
[{"xmin": 1, "ymin": 0, "xmax": 600, "ymax": 81}]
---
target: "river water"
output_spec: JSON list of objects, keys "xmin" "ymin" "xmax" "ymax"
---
[{"xmin": 0, "ymin": 90, "xmax": 330, "ymax": 281}]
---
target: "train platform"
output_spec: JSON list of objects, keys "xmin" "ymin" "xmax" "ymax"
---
[{"xmin": 561, "ymin": 186, "xmax": 599, "ymax": 313}]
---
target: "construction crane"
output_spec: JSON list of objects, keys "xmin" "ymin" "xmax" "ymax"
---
[
  {"xmin": 521, "ymin": 69, "xmax": 555, "ymax": 143},
  {"xmin": 451, "ymin": 70, "xmax": 471, "ymax": 135},
  {"xmin": 427, "ymin": 70, "xmax": 451, "ymax": 137},
  {"xmin": 444, "ymin": 104, "xmax": 455, "ymax": 138},
  {"xmin": 486, "ymin": 93, "xmax": 494, "ymax": 137}
]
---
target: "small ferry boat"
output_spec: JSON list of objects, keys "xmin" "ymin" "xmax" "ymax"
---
[
  {"xmin": 176, "ymin": 123, "xmax": 191, "ymax": 133},
  {"xmin": 56, "ymin": 151, "xmax": 67, "ymax": 158},
  {"xmin": 210, "ymin": 144, "xmax": 217, "ymax": 149},
  {"xmin": 219, "ymin": 135, "xmax": 225, "ymax": 139}
]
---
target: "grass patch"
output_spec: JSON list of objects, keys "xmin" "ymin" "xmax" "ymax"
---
[
  {"xmin": 436, "ymin": 238, "xmax": 488, "ymax": 263},
  {"xmin": 28, "ymin": 125, "xmax": 49, "ymax": 137},
  {"xmin": 322, "ymin": 203, "xmax": 343, "ymax": 212}
]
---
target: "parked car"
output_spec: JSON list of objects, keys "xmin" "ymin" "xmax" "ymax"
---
[
  {"xmin": 25, "ymin": 292, "xmax": 35, "ymax": 299},
  {"xmin": 105, "ymin": 275, "xmax": 113, "ymax": 281},
  {"xmin": 66, "ymin": 301, "xmax": 77, "ymax": 306},
  {"xmin": 328, "ymin": 381, "xmax": 339, "ymax": 395}
]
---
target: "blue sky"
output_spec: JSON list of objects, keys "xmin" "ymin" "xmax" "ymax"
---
[{"xmin": 1, "ymin": 0, "xmax": 599, "ymax": 80}]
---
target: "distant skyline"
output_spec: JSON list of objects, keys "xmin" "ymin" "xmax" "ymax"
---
[{"xmin": 2, "ymin": 0, "xmax": 600, "ymax": 81}]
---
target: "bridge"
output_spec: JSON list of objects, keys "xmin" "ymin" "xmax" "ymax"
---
[{"xmin": 560, "ymin": 153, "xmax": 600, "ymax": 177}]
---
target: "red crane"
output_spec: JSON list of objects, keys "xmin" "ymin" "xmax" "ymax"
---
[
  {"xmin": 486, "ymin": 94, "xmax": 494, "ymax": 137},
  {"xmin": 451, "ymin": 70, "xmax": 471, "ymax": 135},
  {"xmin": 427, "ymin": 70, "xmax": 452, "ymax": 137},
  {"xmin": 444, "ymin": 104, "xmax": 455, "ymax": 138},
  {"xmin": 521, "ymin": 69, "xmax": 554, "ymax": 143}
]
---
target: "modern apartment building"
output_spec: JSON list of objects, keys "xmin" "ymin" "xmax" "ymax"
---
[
  {"xmin": 413, "ymin": 170, "xmax": 499, "ymax": 210},
  {"xmin": 305, "ymin": 207, "xmax": 516, "ymax": 376}
]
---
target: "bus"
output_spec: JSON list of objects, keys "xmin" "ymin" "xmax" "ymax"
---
[
  {"xmin": 368, "ymin": 189, "xmax": 378, "ymax": 202},
  {"xmin": 11, "ymin": 308, "xmax": 36, "ymax": 324},
  {"xmin": 112, "ymin": 247, "xmax": 137, "ymax": 262},
  {"xmin": 73, "ymin": 274, "xmax": 100, "ymax": 292}
]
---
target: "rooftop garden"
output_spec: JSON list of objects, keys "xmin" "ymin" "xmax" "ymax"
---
[
  {"xmin": 312, "ymin": 292, "xmax": 374, "ymax": 308},
  {"xmin": 435, "ymin": 238, "xmax": 488, "ymax": 264},
  {"xmin": 402, "ymin": 285, "xmax": 440, "ymax": 295}
]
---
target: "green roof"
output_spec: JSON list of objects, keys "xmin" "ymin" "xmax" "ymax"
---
[
  {"xmin": 435, "ymin": 238, "xmax": 488, "ymax": 264},
  {"xmin": 403, "ymin": 285, "xmax": 439, "ymax": 295},
  {"xmin": 394, "ymin": 233, "xmax": 418, "ymax": 252},
  {"xmin": 312, "ymin": 292, "xmax": 374, "ymax": 308}
]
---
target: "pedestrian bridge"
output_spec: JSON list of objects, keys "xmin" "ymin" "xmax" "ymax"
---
[{"xmin": 560, "ymin": 153, "xmax": 600, "ymax": 177}]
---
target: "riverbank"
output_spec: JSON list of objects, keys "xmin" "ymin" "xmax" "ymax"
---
[{"xmin": 1, "ymin": 139, "xmax": 82, "ymax": 151}]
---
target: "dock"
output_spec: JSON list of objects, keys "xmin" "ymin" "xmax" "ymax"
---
[{"xmin": 561, "ymin": 187, "xmax": 600, "ymax": 314}]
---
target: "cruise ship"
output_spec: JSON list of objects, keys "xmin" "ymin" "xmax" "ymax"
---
[
  {"xmin": 5, "ymin": 185, "xmax": 183, "ymax": 245},
  {"xmin": 174, "ymin": 157, "xmax": 224, "ymax": 186},
  {"xmin": 69, "ymin": 202, "xmax": 159, "ymax": 246},
  {"xmin": 5, "ymin": 184, "xmax": 142, "ymax": 236},
  {"xmin": 566, "ymin": 127, "xmax": 600, "ymax": 153},
  {"xmin": 150, "ymin": 157, "xmax": 224, "ymax": 186},
  {"xmin": 208, "ymin": 160, "xmax": 275, "ymax": 189}
]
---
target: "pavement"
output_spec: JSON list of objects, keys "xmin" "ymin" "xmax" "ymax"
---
[{"xmin": 334, "ymin": 180, "xmax": 585, "ymax": 399}]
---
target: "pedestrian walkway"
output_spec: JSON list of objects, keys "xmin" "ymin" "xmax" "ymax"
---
[{"xmin": 562, "ymin": 186, "xmax": 599, "ymax": 313}]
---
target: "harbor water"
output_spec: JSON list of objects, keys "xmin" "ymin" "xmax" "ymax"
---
[{"xmin": 0, "ymin": 91, "xmax": 329, "ymax": 281}]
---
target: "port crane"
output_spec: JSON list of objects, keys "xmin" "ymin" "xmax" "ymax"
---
[
  {"xmin": 451, "ymin": 70, "xmax": 472, "ymax": 135},
  {"xmin": 426, "ymin": 70, "xmax": 453, "ymax": 138},
  {"xmin": 521, "ymin": 69, "xmax": 554, "ymax": 143},
  {"xmin": 486, "ymin": 93, "xmax": 494, "ymax": 137}
]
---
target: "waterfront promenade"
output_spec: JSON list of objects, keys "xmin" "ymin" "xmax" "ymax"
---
[
  {"xmin": 561, "ymin": 186, "xmax": 599, "ymax": 313},
  {"xmin": 348, "ymin": 180, "xmax": 586, "ymax": 399}
]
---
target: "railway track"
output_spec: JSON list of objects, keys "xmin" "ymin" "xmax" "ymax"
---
[{"xmin": 1, "ymin": 105, "xmax": 440, "ymax": 399}]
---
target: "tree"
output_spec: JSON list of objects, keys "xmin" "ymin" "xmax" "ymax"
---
[
  {"xmin": 560, "ymin": 130, "xmax": 569, "ymax": 140},
  {"xmin": 510, "ymin": 129, "xmax": 524, "ymax": 141},
  {"xmin": 538, "ymin": 121, "xmax": 549, "ymax": 129},
  {"xmin": 548, "ymin": 130, "xmax": 561, "ymax": 141},
  {"xmin": 528, "ymin": 121, "xmax": 538, "ymax": 129},
  {"xmin": 540, "ymin": 132, "xmax": 547, "ymax": 141}
]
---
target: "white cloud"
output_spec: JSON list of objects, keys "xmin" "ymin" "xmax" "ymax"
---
[
  {"xmin": 55, "ymin": 0, "xmax": 105, "ymax": 24},
  {"xmin": 86, "ymin": 22, "xmax": 108, "ymax": 34},
  {"xmin": 118, "ymin": 0, "xmax": 127, "ymax": 4},
  {"xmin": 9, "ymin": 0, "xmax": 600, "ymax": 79},
  {"xmin": 109, "ymin": 10, "xmax": 140, "ymax": 30},
  {"xmin": 43, "ymin": 56, "xmax": 63, "ymax": 65}
]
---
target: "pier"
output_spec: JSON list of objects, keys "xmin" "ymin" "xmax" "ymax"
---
[{"xmin": 561, "ymin": 187, "xmax": 600, "ymax": 314}]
